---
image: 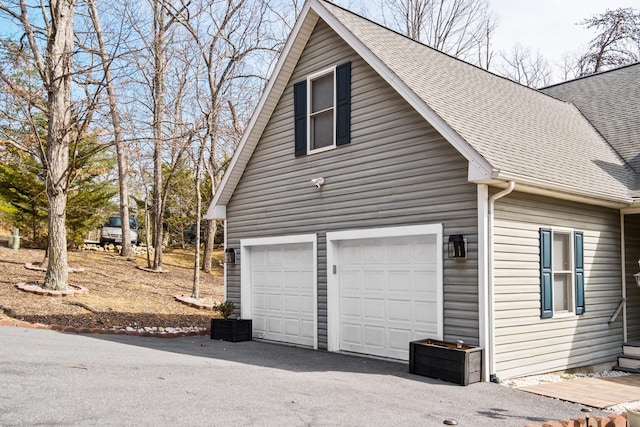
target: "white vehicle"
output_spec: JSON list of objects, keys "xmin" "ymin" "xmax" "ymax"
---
[{"xmin": 100, "ymin": 215, "xmax": 140, "ymax": 246}]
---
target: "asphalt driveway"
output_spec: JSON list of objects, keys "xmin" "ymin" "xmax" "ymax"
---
[{"xmin": 0, "ymin": 327, "xmax": 607, "ymax": 426}]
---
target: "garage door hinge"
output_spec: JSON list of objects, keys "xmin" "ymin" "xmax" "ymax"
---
[{"xmin": 332, "ymin": 265, "xmax": 337, "ymax": 274}]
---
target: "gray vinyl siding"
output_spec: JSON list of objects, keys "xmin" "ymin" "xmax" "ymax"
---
[
  {"xmin": 624, "ymin": 214, "xmax": 640, "ymax": 342},
  {"xmin": 225, "ymin": 19, "xmax": 479, "ymax": 348},
  {"xmin": 493, "ymin": 191, "xmax": 623, "ymax": 379}
]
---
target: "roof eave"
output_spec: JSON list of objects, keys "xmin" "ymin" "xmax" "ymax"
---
[{"xmin": 480, "ymin": 171, "xmax": 632, "ymax": 209}]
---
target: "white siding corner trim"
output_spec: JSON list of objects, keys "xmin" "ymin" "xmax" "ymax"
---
[
  {"xmin": 477, "ymin": 184, "xmax": 490, "ymax": 382},
  {"xmin": 240, "ymin": 234, "xmax": 319, "ymax": 349},
  {"xmin": 326, "ymin": 224, "xmax": 444, "ymax": 355}
]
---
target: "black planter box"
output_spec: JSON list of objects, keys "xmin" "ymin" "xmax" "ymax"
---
[
  {"xmin": 409, "ymin": 339, "xmax": 483, "ymax": 385},
  {"xmin": 210, "ymin": 319, "xmax": 252, "ymax": 342}
]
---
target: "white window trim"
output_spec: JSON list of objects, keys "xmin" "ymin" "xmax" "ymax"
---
[
  {"xmin": 307, "ymin": 66, "xmax": 336, "ymax": 155},
  {"xmin": 240, "ymin": 233, "xmax": 318, "ymax": 349},
  {"xmin": 549, "ymin": 227, "xmax": 577, "ymax": 318},
  {"xmin": 325, "ymin": 224, "xmax": 444, "ymax": 353}
]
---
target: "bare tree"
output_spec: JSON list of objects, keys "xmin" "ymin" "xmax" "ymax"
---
[
  {"xmin": 87, "ymin": 0, "xmax": 133, "ymax": 258},
  {"xmin": 0, "ymin": 0, "xmax": 78, "ymax": 290},
  {"xmin": 168, "ymin": 0, "xmax": 279, "ymax": 272},
  {"xmin": 576, "ymin": 7, "xmax": 640, "ymax": 75},
  {"xmin": 497, "ymin": 44, "xmax": 552, "ymax": 88},
  {"xmin": 378, "ymin": 0, "xmax": 497, "ymax": 68}
]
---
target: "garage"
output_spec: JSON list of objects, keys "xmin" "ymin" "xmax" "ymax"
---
[
  {"xmin": 240, "ymin": 235, "xmax": 317, "ymax": 348},
  {"xmin": 326, "ymin": 225, "xmax": 443, "ymax": 360}
]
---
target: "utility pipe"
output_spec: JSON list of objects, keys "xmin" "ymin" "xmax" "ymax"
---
[
  {"xmin": 487, "ymin": 181, "xmax": 516, "ymax": 382},
  {"xmin": 620, "ymin": 212, "xmax": 627, "ymax": 342}
]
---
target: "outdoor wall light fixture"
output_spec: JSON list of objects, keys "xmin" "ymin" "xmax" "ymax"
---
[
  {"xmin": 311, "ymin": 177, "xmax": 325, "ymax": 189},
  {"xmin": 448, "ymin": 235, "xmax": 467, "ymax": 259},
  {"xmin": 224, "ymin": 248, "xmax": 236, "ymax": 264}
]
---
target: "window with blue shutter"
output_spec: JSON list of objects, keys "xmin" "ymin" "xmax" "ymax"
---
[
  {"xmin": 293, "ymin": 62, "xmax": 351, "ymax": 156},
  {"xmin": 294, "ymin": 80, "xmax": 307, "ymax": 156},
  {"xmin": 539, "ymin": 228, "xmax": 585, "ymax": 318},
  {"xmin": 540, "ymin": 228, "xmax": 553, "ymax": 318},
  {"xmin": 335, "ymin": 62, "xmax": 351, "ymax": 146},
  {"xmin": 574, "ymin": 231, "xmax": 585, "ymax": 315}
]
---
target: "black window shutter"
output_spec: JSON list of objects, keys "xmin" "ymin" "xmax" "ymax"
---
[
  {"xmin": 294, "ymin": 80, "xmax": 307, "ymax": 156},
  {"xmin": 335, "ymin": 62, "xmax": 351, "ymax": 146},
  {"xmin": 540, "ymin": 228, "xmax": 553, "ymax": 318},
  {"xmin": 574, "ymin": 231, "xmax": 585, "ymax": 315}
]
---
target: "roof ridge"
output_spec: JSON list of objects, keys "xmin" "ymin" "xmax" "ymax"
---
[
  {"xmin": 316, "ymin": 0, "xmax": 559, "ymax": 96},
  {"xmin": 541, "ymin": 61, "xmax": 640, "ymax": 90}
]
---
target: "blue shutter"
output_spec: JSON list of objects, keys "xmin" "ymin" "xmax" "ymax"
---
[
  {"xmin": 294, "ymin": 80, "xmax": 307, "ymax": 156},
  {"xmin": 574, "ymin": 231, "xmax": 585, "ymax": 315},
  {"xmin": 335, "ymin": 62, "xmax": 351, "ymax": 146},
  {"xmin": 540, "ymin": 228, "xmax": 553, "ymax": 318}
]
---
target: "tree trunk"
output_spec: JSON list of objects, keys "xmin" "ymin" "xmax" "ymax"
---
[
  {"xmin": 192, "ymin": 144, "xmax": 205, "ymax": 299},
  {"xmin": 202, "ymin": 219, "xmax": 216, "ymax": 272},
  {"xmin": 88, "ymin": 0, "xmax": 132, "ymax": 258},
  {"xmin": 43, "ymin": 0, "xmax": 76, "ymax": 290},
  {"xmin": 152, "ymin": 0, "xmax": 166, "ymax": 271}
]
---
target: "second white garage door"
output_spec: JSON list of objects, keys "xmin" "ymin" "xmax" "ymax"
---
[
  {"xmin": 246, "ymin": 242, "xmax": 315, "ymax": 347},
  {"xmin": 329, "ymin": 227, "xmax": 442, "ymax": 360}
]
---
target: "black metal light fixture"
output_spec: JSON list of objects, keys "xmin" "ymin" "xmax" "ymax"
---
[
  {"xmin": 448, "ymin": 235, "xmax": 466, "ymax": 258},
  {"xmin": 224, "ymin": 248, "xmax": 236, "ymax": 264}
]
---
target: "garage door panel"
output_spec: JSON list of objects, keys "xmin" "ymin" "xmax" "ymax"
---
[
  {"xmin": 301, "ymin": 320, "xmax": 315, "ymax": 339},
  {"xmin": 301, "ymin": 296, "xmax": 315, "ymax": 314},
  {"xmin": 267, "ymin": 294, "xmax": 282, "ymax": 311},
  {"xmin": 253, "ymin": 316, "xmax": 266, "ymax": 333},
  {"xmin": 249, "ymin": 242, "xmax": 315, "ymax": 348},
  {"xmin": 363, "ymin": 298, "xmax": 385, "ymax": 320},
  {"xmin": 283, "ymin": 295, "xmax": 300, "ymax": 313},
  {"xmin": 341, "ymin": 297, "xmax": 361, "ymax": 318},
  {"xmin": 388, "ymin": 300, "xmax": 411, "ymax": 322},
  {"xmin": 337, "ymin": 234, "xmax": 440, "ymax": 360},
  {"xmin": 389, "ymin": 329, "xmax": 411, "ymax": 351},
  {"xmin": 388, "ymin": 276, "xmax": 412, "ymax": 292},
  {"xmin": 284, "ymin": 319, "xmax": 300, "ymax": 336},
  {"xmin": 341, "ymin": 323, "xmax": 362, "ymax": 345},
  {"xmin": 268, "ymin": 317, "xmax": 283, "ymax": 334},
  {"xmin": 364, "ymin": 326, "xmax": 385, "ymax": 348},
  {"xmin": 363, "ymin": 273, "xmax": 385, "ymax": 291},
  {"xmin": 341, "ymin": 270, "xmax": 362, "ymax": 290}
]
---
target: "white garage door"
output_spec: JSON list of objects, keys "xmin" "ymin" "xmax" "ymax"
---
[
  {"xmin": 249, "ymin": 243, "xmax": 315, "ymax": 347},
  {"xmin": 337, "ymin": 234, "xmax": 440, "ymax": 360}
]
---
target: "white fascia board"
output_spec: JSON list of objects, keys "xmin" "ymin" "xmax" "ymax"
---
[
  {"xmin": 312, "ymin": 0, "xmax": 494, "ymax": 180},
  {"xmin": 205, "ymin": 204, "xmax": 226, "ymax": 220},
  {"xmin": 205, "ymin": 2, "xmax": 318, "ymax": 218},
  {"xmin": 494, "ymin": 171, "xmax": 631, "ymax": 208},
  {"xmin": 620, "ymin": 199, "xmax": 640, "ymax": 214}
]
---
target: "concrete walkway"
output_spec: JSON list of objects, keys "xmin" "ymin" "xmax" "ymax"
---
[{"xmin": 0, "ymin": 327, "xmax": 610, "ymax": 426}]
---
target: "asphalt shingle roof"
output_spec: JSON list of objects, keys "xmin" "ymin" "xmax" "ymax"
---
[
  {"xmin": 542, "ymin": 63, "xmax": 640, "ymax": 178},
  {"xmin": 207, "ymin": 0, "xmax": 638, "ymax": 217},
  {"xmin": 320, "ymin": 1, "xmax": 634, "ymax": 203}
]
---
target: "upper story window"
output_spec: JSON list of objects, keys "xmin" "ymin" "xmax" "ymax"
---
[
  {"xmin": 539, "ymin": 227, "xmax": 585, "ymax": 318},
  {"xmin": 309, "ymin": 69, "xmax": 335, "ymax": 152},
  {"xmin": 294, "ymin": 62, "xmax": 351, "ymax": 156}
]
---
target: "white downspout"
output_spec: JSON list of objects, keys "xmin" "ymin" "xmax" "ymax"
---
[
  {"xmin": 487, "ymin": 181, "xmax": 516, "ymax": 383},
  {"xmin": 621, "ymin": 212, "xmax": 627, "ymax": 342}
]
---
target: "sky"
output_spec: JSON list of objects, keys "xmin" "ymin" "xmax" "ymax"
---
[{"xmin": 489, "ymin": 0, "xmax": 640, "ymax": 68}]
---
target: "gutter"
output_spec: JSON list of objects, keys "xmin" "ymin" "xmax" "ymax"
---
[{"xmin": 487, "ymin": 180, "xmax": 516, "ymax": 383}]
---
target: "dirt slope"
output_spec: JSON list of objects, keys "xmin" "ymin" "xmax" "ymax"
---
[{"xmin": 0, "ymin": 246, "xmax": 224, "ymax": 330}]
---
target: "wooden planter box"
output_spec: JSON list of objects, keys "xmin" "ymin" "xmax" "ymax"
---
[
  {"xmin": 210, "ymin": 319, "xmax": 252, "ymax": 342},
  {"xmin": 409, "ymin": 339, "xmax": 483, "ymax": 385}
]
